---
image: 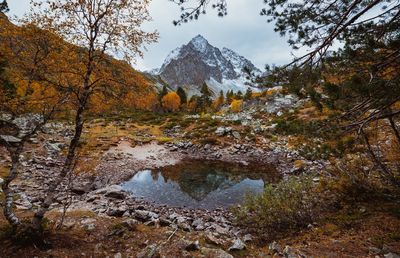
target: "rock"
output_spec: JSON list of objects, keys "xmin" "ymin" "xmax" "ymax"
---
[
  {"xmin": 369, "ymin": 247, "xmax": 382, "ymax": 255},
  {"xmin": 14, "ymin": 194, "xmax": 32, "ymax": 210},
  {"xmin": 107, "ymin": 205, "xmax": 128, "ymax": 217},
  {"xmin": 0, "ymin": 135, "xmax": 22, "ymax": 144},
  {"xmin": 159, "ymin": 217, "xmax": 172, "ymax": 227},
  {"xmin": 192, "ymin": 219, "xmax": 204, "ymax": 228},
  {"xmin": 228, "ymin": 238, "xmax": 246, "ymax": 251},
  {"xmin": 269, "ymin": 241, "xmax": 281, "ymax": 254},
  {"xmin": 265, "ymin": 94, "xmax": 299, "ymax": 114},
  {"xmin": 114, "ymin": 253, "xmax": 122, "ymax": 258},
  {"xmin": 185, "ymin": 240, "xmax": 200, "ymax": 251},
  {"xmin": 122, "ymin": 218, "xmax": 139, "ymax": 230},
  {"xmin": 200, "ymin": 247, "xmax": 233, "ymax": 258},
  {"xmin": 63, "ymin": 221, "xmax": 76, "ymax": 229},
  {"xmin": 232, "ymin": 131, "xmax": 241, "ymax": 139},
  {"xmin": 283, "ymin": 245, "xmax": 297, "ymax": 258},
  {"xmin": 71, "ymin": 186, "xmax": 89, "ymax": 195},
  {"xmin": 385, "ymin": 253, "xmax": 400, "ymax": 258},
  {"xmin": 97, "ymin": 185, "xmax": 126, "ymax": 199},
  {"xmin": 134, "ymin": 210, "xmax": 159, "ymax": 221},
  {"xmin": 215, "ymin": 127, "xmax": 232, "ymax": 136},
  {"xmin": 83, "ymin": 223, "xmax": 96, "ymax": 231},
  {"xmin": 178, "ymin": 222, "xmax": 191, "ymax": 232},
  {"xmin": 213, "ymin": 224, "xmax": 229, "ymax": 235},
  {"xmin": 243, "ymin": 234, "xmax": 253, "ymax": 243},
  {"xmin": 137, "ymin": 244, "xmax": 159, "ymax": 258},
  {"xmin": 45, "ymin": 142, "xmax": 63, "ymax": 154},
  {"xmin": 205, "ymin": 234, "xmax": 224, "ymax": 246},
  {"xmin": 0, "ymin": 177, "xmax": 4, "ymax": 186}
]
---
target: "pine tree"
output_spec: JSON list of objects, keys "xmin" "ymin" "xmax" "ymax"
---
[
  {"xmin": 198, "ymin": 82, "xmax": 212, "ymax": 110},
  {"xmin": 0, "ymin": 0, "xmax": 8, "ymax": 13},
  {"xmin": 158, "ymin": 85, "xmax": 168, "ymax": 101},
  {"xmin": 176, "ymin": 86, "xmax": 187, "ymax": 105},
  {"xmin": 244, "ymin": 88, "xmax": 252, "ymax": 100},
  {"xmin": 0, "ymin": 59, "xmax": 15, "ymax": 99},
  {"xmin": 226, "ymin": 90, "xmax": 233, "ymax": 104},
  {"xmin": 235, "ymin": 90, "xmax": 243, "ymax": 99},
  {"xmin": 218, "ymin": 90, "xmax": 224, "ymax": 103}
]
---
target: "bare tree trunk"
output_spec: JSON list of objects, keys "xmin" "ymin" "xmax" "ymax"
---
[
  {"xmin": 1, "ymin": 145, "xmax": 23, "ymax": 227},
  {"xmin": 361, "ymin": 129, "xmax": 399, "ymax": 187},
  {"xmin": 32, "ymin": 85, "xmax": 91, "ymax": 229},
  {"xmin": 388, "ymin": 116, "xmax": 400, "ymax": 148}
]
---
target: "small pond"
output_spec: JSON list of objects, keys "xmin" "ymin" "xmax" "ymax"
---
[{"xmin": 121, "ymin": 160, "xmax": 279, "ymax": 209}]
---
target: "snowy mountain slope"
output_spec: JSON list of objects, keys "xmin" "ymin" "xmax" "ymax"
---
[{"xmin": 151, "ymin": 35, "xmax": 262, "ymax": 97}]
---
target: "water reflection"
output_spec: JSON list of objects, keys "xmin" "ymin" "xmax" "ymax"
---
[{"xmin": 121, "ymin": 160, "xmax": 278, "ymax": 209}]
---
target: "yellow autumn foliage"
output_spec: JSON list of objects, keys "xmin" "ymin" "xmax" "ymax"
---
[{"xmin": 230, "ymin": 99, "xmax": 243, "ymax": 113}]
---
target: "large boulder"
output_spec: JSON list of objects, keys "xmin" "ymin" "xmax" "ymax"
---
[{"xmin": 95, "ymin": 185, "xmax": 126, "ymax": 199}]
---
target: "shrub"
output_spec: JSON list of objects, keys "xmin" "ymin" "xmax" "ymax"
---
[
  {"xmin": 161, "ymin": 92, "xmax": 181, "ymax": 112},
  {"xmin": 233, "ymin": 175, "xmax": 320, "ymax": 240},
  {"xmin": 230, "ymin": 99, "xmax": 243, "ymax": 112}
]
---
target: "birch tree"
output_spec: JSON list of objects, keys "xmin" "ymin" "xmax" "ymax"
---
[
  {"xmin": 0, "ymin": 18, "xmax": 69, "ymax": 227},
  {"xmin": 27, "ymin": 0, "xmax": 158, "ymax": 229}
]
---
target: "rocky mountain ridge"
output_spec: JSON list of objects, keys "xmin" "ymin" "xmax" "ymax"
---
[{"xmin": 150, "ymin": 35, "xmax": 262, "ymax": 96}]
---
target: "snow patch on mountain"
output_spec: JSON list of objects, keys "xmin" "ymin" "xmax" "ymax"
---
[
  {"xmin": 160, "ymin": 46, "xmax": 183, "ymax": 71},
  {"xmin": 221, "ymin": 47, "xmax": 261, "ymax": 76},
  {"xmin": 206, "ymin": 78, "xmax": 260, "ymax": 96},
  {"xmin": 189, "ymin": 34, "xmax": 209, "ymax": 53},
  {"xmin": 153, "ymin": 35, "xmax": 262, "ymax": 94}
]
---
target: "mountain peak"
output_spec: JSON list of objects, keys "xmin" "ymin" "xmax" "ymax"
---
[
  {"xmin": 189, "ymin": 34, "xmax": 209, "ymax": 53},
  {"xmin": 155, "ymin": 35, "xmax": 261, "ymax": 95}
]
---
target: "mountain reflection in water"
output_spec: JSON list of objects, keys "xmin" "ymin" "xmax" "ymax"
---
[{"xmin": 121, "ymin": 160, "xmax": 279, "ymax": 209}]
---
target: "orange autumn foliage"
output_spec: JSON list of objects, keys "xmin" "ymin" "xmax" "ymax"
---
[
  {"xmin": 162, "ymin": 92, "xmax": 181, "ymax": 112},
  {"xmin": 0, "ymin": 14, "xmax": 158, "ymax": 117}
]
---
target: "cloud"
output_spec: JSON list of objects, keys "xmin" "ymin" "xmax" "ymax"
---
[{"xmin": 8, "ymin": 0, "xmax": 297, "ymax": 71}]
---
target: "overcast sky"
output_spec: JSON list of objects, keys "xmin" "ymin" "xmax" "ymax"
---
[{"xmin": 8, "ymin": 0, "xmax": 298, "ymax": 71}]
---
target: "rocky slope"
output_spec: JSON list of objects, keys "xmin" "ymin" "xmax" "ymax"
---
[{"xmin": 150, "ymin": 35, "xmax": 262, "ymax": 97}]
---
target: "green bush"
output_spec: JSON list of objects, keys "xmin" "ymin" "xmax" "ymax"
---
[{"xmin": 233, "ymin": 175, "xmax": 321, "ymax": 239}]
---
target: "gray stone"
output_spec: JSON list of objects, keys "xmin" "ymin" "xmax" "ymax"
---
[
  {"xmin": 205, "ymin": 234, "xmax": 224, "ymax": 246},
  {"xmin": 136, "ymin": 244, "xmax": 159, "ymax": 258},
  {"xmin": 200, "ymin": 247, "xmax": 233, "ymax": 258},
  {"xmin": 192, "ymin": 218, "xmax": 204, "ymax": 228},
  {"xmin": 122, "ymin": 218, "xmax": 139, "ymax": 230},
  {"xmin": 178, "ymin": 222, "xmax": 191, "ymax": 231},
  {"xmin": 243, "ymin": 234, "xmax": 253, "ymax": 243},
  {"xmin": 134, "ymin": 210, "xmax": 159, "ymax": 221},
  {"xmin": 97, "ymin": 185, "xmax": 126, "ymax": 199},
  {"xmin": 269, "ymin": 241, "xmax": 281, "ymax": 254},
  {"xmin": 114, "ymin": 253, "xmax": 122, "ymax": 258},
  {"xmin": 228, "ymin": 238, "xmax": 246, "ymax": 251},
  {"xmin": 232, "ymin": 131, "xmax": 241, "ymax": 139},
  {"xmin": 213, "ymin": 224, "xmax": 229, "ymax": 235},
  {"xmin": 83, "ymin": 223, "xmax": 96, "ymax": 231},
  {"xmin": 135, "ymin": 210, "xmax": 151, "ymax": 220},
  {"xmin": 159, "ymin": 217, "xmax": 172, "ymax": 227},
  {"xmin": 283, "ymin": 245, "xmax": 297, "ymax": 258},
  {"xmin": 215, "ymin": 127, "xmax": 232, "ymax": 136},
  {"xmin": 185, "ymin": 240, "xmax": 200, "ymax": 251},
  {"xmin": 385, "ymin": 253, "xmax": 400, "ymax": 258},
  {"xmin": 107, "ymin": 205, "xmax": 128, "ymax": 217},
  {"xmin": 0, "ymin": 135, "xmax": 21, "ymax": 144}
]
